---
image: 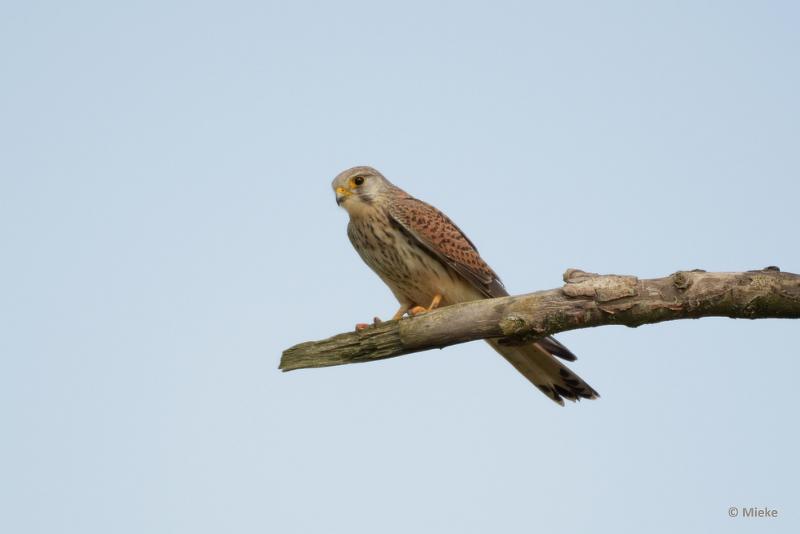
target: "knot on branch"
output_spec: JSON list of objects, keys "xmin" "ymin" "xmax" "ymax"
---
[
  {"xmin": 497, "ymin": 313, "xmax": 551, "ymax": 345},
  {"xmin": 672, "ymin": 271, "xmax": 692, "ymax": 290},
  {"xmin": 672, "ymin": 269, "xmax": 708, "ymax": 290},
  {"xmin": 562, "ymin": 269, "xmax": 639, "ymax": 302},
  {"xmin": 499, "ymin": 313, "xmax": 529, "ymax": 336}
]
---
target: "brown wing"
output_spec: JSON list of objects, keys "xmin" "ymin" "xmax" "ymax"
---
[
  {"xmin": 387, "ymin": 196, "xmax": 508, "ymax": 298},
  {"xmin": 388, "ymin": 195, "xmax": 578, "ymax": 363}
]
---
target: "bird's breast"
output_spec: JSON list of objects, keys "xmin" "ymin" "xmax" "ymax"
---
[{"xmin": 347, "ymin": 213, "xmax": 482, "ymax": 307}]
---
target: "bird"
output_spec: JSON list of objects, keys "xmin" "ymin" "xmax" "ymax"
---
[{"xmin": 331, "ymin": 166, "xmax": 598, "ymax": 405}]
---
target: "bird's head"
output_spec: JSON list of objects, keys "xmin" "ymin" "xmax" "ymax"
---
[{"xmin": 331, "ymin": 166, "xmax": 392, "ymax": 216}]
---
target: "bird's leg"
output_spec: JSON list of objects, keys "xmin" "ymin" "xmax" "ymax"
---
[
  {"xmin": 409, "ymin": 294, "xmax": 443, "ymax": 316},
  {"xmin": 355, "ymin": 304, "xmax": 413, "ymax": 331}
]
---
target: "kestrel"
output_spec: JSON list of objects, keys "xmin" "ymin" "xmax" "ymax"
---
[{"xmin": 332, "ymin": 166, "xmax": 598, "ymax": 405}]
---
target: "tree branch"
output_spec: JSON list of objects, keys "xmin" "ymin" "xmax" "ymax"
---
[{"xmin": 280, "ymin": 267, "xmax": 800, "ymax": 372}]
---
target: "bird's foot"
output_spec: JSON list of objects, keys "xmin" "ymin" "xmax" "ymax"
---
[
  {"xmin": 408, "ymin": 294, "xmax": 443, "ymax": 316},
  {"xmin": 357, "ymin": 296, "xmax": 443, "ymax": 329},
  {"xmin": 355, "ymin": 317, "xmax": 383, "ymax": 331}
]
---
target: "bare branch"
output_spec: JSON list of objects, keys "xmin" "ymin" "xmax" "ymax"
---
[{"xmin": 280, "ymin": 267, "xmax": 800, "ymax": 372}]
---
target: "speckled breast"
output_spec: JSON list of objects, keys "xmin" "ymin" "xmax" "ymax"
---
[{"xmin": 347, "ymin": 212, "xmax": 462, "ymax": 306}]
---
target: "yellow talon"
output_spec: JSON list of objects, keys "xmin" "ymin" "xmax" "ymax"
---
[
  {"xmin": 355, "ymin": 317, "xmax": 383, "ymax": 331},
  {"xmin": 408, "ymin": 294, "xmax": 443, "ymax": 316}
]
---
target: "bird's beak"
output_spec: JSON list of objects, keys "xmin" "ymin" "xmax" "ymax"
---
[{"xmin": 335, "ymin": 186, "xmax": 352, "ymax": 205}]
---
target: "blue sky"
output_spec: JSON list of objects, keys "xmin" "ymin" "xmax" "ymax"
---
[{"xmin": 1, "ymin": 1, "xmax": 798, "ymax": 533}]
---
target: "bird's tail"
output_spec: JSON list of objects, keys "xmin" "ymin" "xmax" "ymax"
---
[{"xmin": 486, "ymin": 338, "xmax": 599, "ymax": 405}]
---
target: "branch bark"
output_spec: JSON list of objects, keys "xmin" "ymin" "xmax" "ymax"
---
[{"xmin": 280, "ymin": 267, "xmax": 800, "ymax": 372}]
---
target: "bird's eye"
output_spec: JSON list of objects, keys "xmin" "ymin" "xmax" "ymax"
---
[{"xmin": 353, "ymin": 176, "xmax": 365, "ymax": 186}]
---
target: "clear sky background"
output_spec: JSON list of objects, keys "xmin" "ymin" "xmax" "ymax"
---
[{"xmin": 1, "ymin": 1, "xmax": 798, "ymax": 533}]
